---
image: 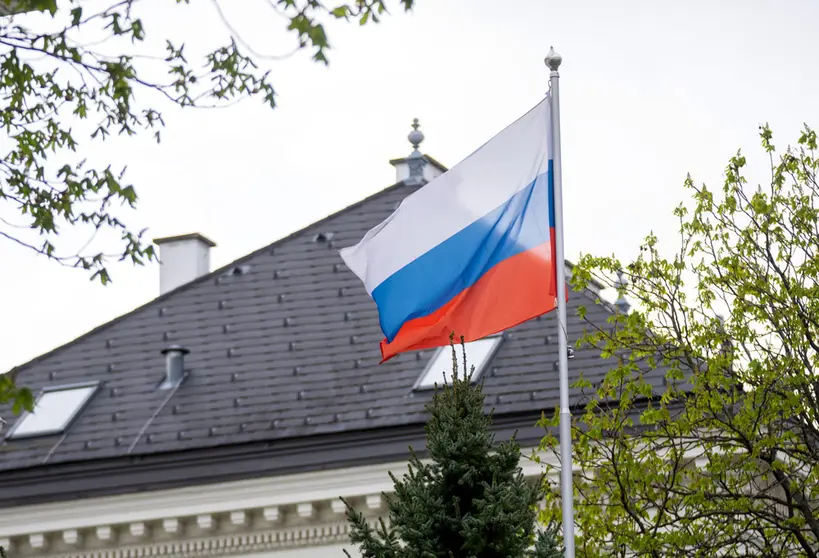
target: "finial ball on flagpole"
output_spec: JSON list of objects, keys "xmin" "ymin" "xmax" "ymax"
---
[{"xmin": 544, "ymin": 46, "xmax": 562, "ymax": 71}]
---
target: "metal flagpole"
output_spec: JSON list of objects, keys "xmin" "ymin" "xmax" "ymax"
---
[{"xmin": 545, "ymin": 46, "xmax": 575, "ymax": 558}]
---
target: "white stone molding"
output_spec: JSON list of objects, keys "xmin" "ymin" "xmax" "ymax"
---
[
  {"xmin": 162, "ymin": 518, "xmax": 179, "ymax": 534},
  {"xmin": 262, "ymin": 507, "xmax": 280, "ymax": 523},
  {"xmin": 62, "ymin": 530, "xmax": 81, "ymax": 546},
  {"xmin": 94, "ymin": 526, "xmax": 112, "ymax": 542},
  {"xmin": 0, "ymin": 450, "xmax": 553, "ymax": 538},
  {"xmin": 0, "ymin": 449, "xmax": 554, "ymax": 558},
  {"xmin": 11, "ymin": 519, "xmax": 379, "ymax": 558},
  {"xmin": 296, "ymin": 503, "xmax": 314, "ymax": 519},
  {"xmin": 229, "ymin": 511, "xmax": 246, "ymax": 526},
  {"xmin": 129, "ymin": 522, "xmax": 146, "ymax": 538},
  {"xmin": 196, "ymin": 514, "xmax": 214, "ymax": 531},
  {"xmin": 331, "ymin": 499, "xmax": 347, "ymax": 514},
  {"xmin": 29, "ymin": 533, "xmax": 45, "ymax": 549}
]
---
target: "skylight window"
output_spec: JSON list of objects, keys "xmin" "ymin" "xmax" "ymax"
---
[
  {"xmin": 415, "ymin": 336, "xmax": 502, "ymax": 390},
  {"xmin": 6, "ymin": 382, "xmax": 98, "ymax": 439}
]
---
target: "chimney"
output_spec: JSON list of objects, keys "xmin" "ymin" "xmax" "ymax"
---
[
  {"xmin": 389, "ymin": 118, "xmax": 447, "ymax": 186},
  {"xmin": 160, "ymin": 345, "xmax": 189, "ymax": 389},
  {"xmin": 153, "ymin": 233, "xmax": 216, "ymax": 295}
]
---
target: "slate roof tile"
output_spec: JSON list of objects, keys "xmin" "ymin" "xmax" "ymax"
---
[{"xmin": 0, "ymin": 181, "xmax": 624, "ymax": 472}]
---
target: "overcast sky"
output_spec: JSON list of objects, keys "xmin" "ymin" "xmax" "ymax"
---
[{"xmin": 1, "ymin": 0, "xmax": 817, "ymax": 373}]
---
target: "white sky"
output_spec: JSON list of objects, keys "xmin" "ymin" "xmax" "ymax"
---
[{"xmin": 1, "ymin": 0, "xmax": 817, "ymax": 373}]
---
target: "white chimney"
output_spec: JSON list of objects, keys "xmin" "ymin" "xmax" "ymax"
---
[
  {"xmin": 390, "ymin": 118, "xmax": 446, "ymax": 186},
  {"xmin": 153, "ymin": 233, "xmax": 216, "ymax": 295}
]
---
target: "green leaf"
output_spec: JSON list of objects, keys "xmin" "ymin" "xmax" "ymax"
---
[
  {"xmin": 330, "ymin": 5, "xmax": 349, "ymax": 18},
  {"xmin": 70, "ymin": 6, "xmax": 82, "ymax": 25}
]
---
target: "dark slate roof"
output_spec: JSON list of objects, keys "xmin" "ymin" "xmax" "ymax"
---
[{"xmin": 0, "ymin": 180, "xmax": 625, "ymax": 477}]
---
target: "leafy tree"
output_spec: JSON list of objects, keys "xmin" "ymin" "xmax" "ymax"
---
[
  {"xmin": 0, "ymin": 0, "xmax": 414, "ymax": 413},
  {"xmin": 343, "ymin": 337, "xmax": 562, "ymax": 558},
  {"xmin": 538, "ymin": 125, "xmax": 819, "ymax": 557},
  {"xmin": 0, "ymin": 0, "xmax": 412, "ymax": 284}
]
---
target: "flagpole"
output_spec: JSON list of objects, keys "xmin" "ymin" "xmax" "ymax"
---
[{"xmin": 545, "ymin": 47, "xmax": 575, "ymax": 558}]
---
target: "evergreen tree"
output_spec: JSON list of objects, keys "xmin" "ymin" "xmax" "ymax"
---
[{"xmin": 343, "ymin": 337, "xmax": 562, "ymax": 558}]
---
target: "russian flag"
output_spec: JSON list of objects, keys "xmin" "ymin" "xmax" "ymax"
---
[{"xmin": 340, "ymin": 95, "xmax": 560, "ymax": 361}]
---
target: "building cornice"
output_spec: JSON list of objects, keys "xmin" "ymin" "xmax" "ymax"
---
[
  {"xmin": 3, "ymin": 517, "xmax": 378, "ymax": 558},
  {"xmin": 0, "ymin": 412, "xmax": 547, "ymax": 508},
  {"xmin": 0, "ymin": 449, "xmax": 556, "ymax": 558}
]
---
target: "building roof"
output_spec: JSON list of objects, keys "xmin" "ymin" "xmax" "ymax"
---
[{"xmin": 0, "ymin": 176, "xmax": 642, "ymax": 506}]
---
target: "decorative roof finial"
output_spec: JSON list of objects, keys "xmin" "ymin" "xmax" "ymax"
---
[
  {"xmin": 408, "ymin": 118, "xmax": 424, "ymax": 156},
  {"xmin": 614, "ymin": 269, "xmax": 630, "ymax": 314}
]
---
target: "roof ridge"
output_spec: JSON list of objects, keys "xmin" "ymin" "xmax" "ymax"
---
[{"xmin": 9, "ymin": 181, "xmax": 411, "ymax": 377}]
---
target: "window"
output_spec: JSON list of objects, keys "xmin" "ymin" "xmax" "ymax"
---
[
  {"xmin": 6, "ymin": 382, "xmax": 98, "ymax": 439},
  {"xmin": 415, "ymin": 336, "xmax": 502, "ymax": 390}
]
